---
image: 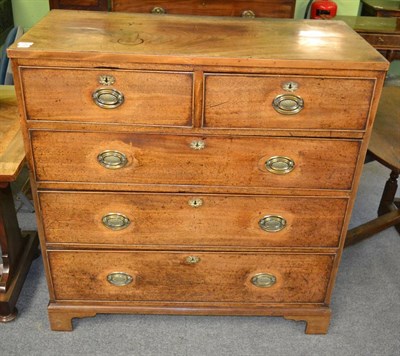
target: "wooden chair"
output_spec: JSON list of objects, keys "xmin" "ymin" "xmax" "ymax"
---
[{"xmin": 346, "ymin": 86, "xmax": 400, "ymax": 247}]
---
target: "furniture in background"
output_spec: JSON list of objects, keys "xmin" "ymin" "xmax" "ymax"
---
[
  {"xmin": 335, "ymin": 16, "xmax": 400, "ymax": 61},
  {"xmin": 111, "ymin": 0, "xmax": 295, "ymax": 17},
  {"xmin": 49, "ymin": 0, "xmax": 108, "ymax": 11},
  {"xmin": 361, "ymin": 0, "xmax": 400, "ymax": 17},
  {"xmin": 8, "ymin": 10, "xmax": 388, "ymax": 333},
  {"xmin": 0, "ymin": 86, "xmax": 39, "ymax": 322},
  {"xmin": 0, "ymin": 0, "xmax": 13, "ymax": 44},
  {"xmin": 49, "ymin": 0, "xmax": 296, "ymax": 18},
  {"xmin": 346, "ymin": 86, "xmax": 400, "ymax": 246}
]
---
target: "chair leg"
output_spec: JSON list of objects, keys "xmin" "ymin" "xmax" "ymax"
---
[
  {"xmin": 378, "ymin": 170, "xmax": 398, "ymax": 216},
  {"xmin": 345, "ymin": 169, "xmax": 400, "ymax": 247},
  {"xmin": 378, "ymin": 170, "xmax": 400, "ymax": 233}
]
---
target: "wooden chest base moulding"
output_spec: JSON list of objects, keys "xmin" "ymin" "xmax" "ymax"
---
[{"xmin": 8, "ymin": 10, "xmax": 388, "ymax": 333}]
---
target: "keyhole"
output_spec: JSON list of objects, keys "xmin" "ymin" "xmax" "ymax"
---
[{"xmin": 288, "ymin": 83, "xmax": 292, "ymax": 90}]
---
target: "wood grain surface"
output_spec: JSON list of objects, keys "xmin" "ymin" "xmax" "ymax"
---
[
  {"xmin": 48, "ymin": 250, "xmax": 334, "ymax": 303},
  {"xmin": 204, "ymin": 74, "xmax": 375, "ymax": 130},
  {"xmin": 0, "ymin": 86, "xmax": 25, "ymax": 181},
  {"xmin": 7, "ymin": 10, "xmax": 388, "ymax": 70},
  {"xmin": 21, "ymin": 68, "xmax": 193, "ymax": 126},
  {"xmin": 31, "ymin": 131, "xmax": 360, "ymax": 190},
  {"xmin": 9, "ymin": 10, "xmax": 388, "ymax": 332},
  {"xmin": 39, "ymin": 191, "xmax": 347, "ymax": 248}
]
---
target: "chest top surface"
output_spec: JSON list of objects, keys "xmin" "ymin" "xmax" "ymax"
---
[{"xmin": 8, "ymin": 9, "xmax": 388, "ymax": 70}]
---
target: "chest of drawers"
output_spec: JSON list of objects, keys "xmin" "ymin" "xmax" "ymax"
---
[{"xmin": 8, "ymin": 10, "xmax": 388, "ymax": 333}]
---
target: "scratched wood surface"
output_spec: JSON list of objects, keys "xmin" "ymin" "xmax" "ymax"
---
[
  {"xmin": 7, "ymin": 10, "xmax": 388, "ymax": 70},
  {"xmin": 0, "ymin": 86, "xmax": 25, "ymax": 182}
]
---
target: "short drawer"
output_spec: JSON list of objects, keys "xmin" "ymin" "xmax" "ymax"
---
[
  {"xmin": 48, "ymin": 251, "xmax": 334, "ymax": 303},
  {"xmin": 39, "ymin": 192, "xmax": 348, "ymax": 247},
  {"xmin": 204, "ymin": 74, "xmax": 375, "ymax": 130},
  {"xmin": 31, "ymin": 131, "xmax": 360, "ymax": 190},
  {"xmin": 112, "ymin": 0, "xmax": 295, "ymax": 18},
  {"xmin": 20, "ymin": 67, "xmax": 193, "ymax": 126}
]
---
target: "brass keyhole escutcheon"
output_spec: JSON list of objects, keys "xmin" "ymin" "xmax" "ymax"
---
[
  {"xmin": 188, "ymin": 198, "xmax": 203, "ymax": 208},
  {"xmin": 190, "ymin": 140, "xmax": 205, "ymax": 150},
  {"xmin": 282, "ymin": 81, "xmax": 299, "ymax": 92},
  {"xmin": 98, "ymin": 75, "xmax": 115, "ymax": 86},
  {"xmin": 186, "ymin": 256, "xmax": 201, "ymax": 264},
  {"xmin": 251, "ymin": 273, "xmax": 276, "ymax": 288}
]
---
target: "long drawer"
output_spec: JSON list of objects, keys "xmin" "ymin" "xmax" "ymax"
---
[
  {"xmin": 39, "ymin": 191, "xmax": 347, "ymax": 248},
  {"xmin": 111, "ymin": 0, "xmax": 295, "ymax": 18},
  {"xmin": 20, "ymin": 68, "xmax": 193, "ymax": 126},
  {"xmin": 48, "ymin": 251, "xmax": 334, "ymax": 303},
  {"xmin": 204, "ymin": 74, "xmax": 375, "ymax": 130},
  {"xmin": 31, "ymin": 131, "xmax": 360, "ymax": 190}
]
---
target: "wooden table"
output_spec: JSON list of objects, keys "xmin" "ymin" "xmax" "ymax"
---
[
  {"xmin": 0, "ymin": 85, "xmax": 38, "ymax": 322},
  {"xmin": 335, "ymin": 15, "xmax": 400, "ymax": 61},
  {"xmin": 361, "ymin": 0, "xmax": 400, "ymax": 17}
]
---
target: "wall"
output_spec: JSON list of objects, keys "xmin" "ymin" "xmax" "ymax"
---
[
  {"xmin": 11, "ymin": 0, "xmax": 49, "ymax": 31},
  {"xmin": 295, "ymin": 0, "xmax": 361, "ymax": 18}
]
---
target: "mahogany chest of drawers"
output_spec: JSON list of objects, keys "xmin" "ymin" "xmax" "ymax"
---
[{"xmin": 8, "ymin": 10, "xmax": 388, "ymax": 333}]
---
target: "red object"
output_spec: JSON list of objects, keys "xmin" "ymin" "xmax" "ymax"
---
[{"xmin": 310, "ymin": 0, "xmax": 337, "ymax": 19}]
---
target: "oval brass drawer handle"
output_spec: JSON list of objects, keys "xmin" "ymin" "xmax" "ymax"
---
[
  {"xmin": 272, "ymin": 94, "xmax": 304, "ymax": 115},
  {"xmin": 97, "ymin": 150, "xmax": 128, "ymax": 169},
  {"xmin": 251, "ymin": 273, "xmax": 276, "ymax": 288},
  {"xmin": 102, "ymin": 213, "xmax": 130, "ymax": 230},
  {"xmin": 151, "ymin": 6, "xmax": 166, "ymax": 14},
  {"xmin": 241, "ymin": 10, "xmax": 256, "ymax": 18},
  {"xmin": 107, "ymin": 272, "xmax": 133, "ymax": 286},
  {"xmin": 92, "ymin": 88, "xmax": 124, "ymax": 109},
  {"xmin": 259, "ymin": 215, "xmax": 287, "ymax": 233},
  {"xmin": 265, "ymin": 156, "xmax": 295, "ymax": 174}
]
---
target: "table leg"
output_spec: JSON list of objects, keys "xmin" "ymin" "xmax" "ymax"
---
[{"xmin": 0, "ymin": 183, "xmax": 39, "ymax": 322}]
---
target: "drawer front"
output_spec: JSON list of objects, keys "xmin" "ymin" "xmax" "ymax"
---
[
  {"xmin": 39, "ymin": 192, "xmax": 347, "ymax": 247},
  {"xmin": 49, "ymin": 251, "xmax": 333, "ymax": 303},
  {"xmin": 32, "ymin": 131, "xmax": 360, "ymax": 190},
  {"xmin": 112, "ymin": 0, "xmax": 295, "ymax": 18},
  {"xmin": 204, "ymin": 74, "xmax": 375, "ymax": 130},
  {"xmin": 361, "ymin": 34, "xmax": 400, "ymax": 49},
  {"xmin": 20, "ymin": 68, "xmax": 193, "ymax": 126}
]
